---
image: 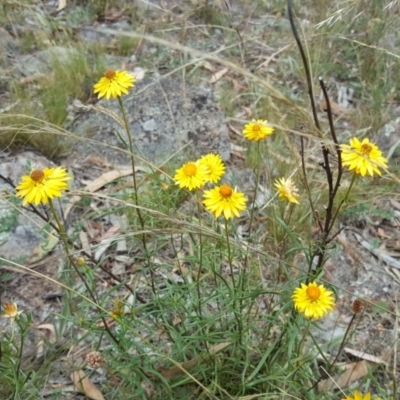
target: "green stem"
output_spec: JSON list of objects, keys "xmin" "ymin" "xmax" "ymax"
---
[
  {"xmin": 328, "ymin": 172, "xmax": 357, "ymax": 234},
  {"xmin": 248, "ymin": 141, "xmax": 261, "ymax": 236},
  {"xmin": 195, "ymin": 191, "xmax": 203, "ymax": 317},
  {"xmin": 224, "ymin": 218, "xmax": 235, "ymax": 289},
  {"xmin": 298, "ymin": 319, "xmax": 311, "ymax": 354},
  {"xmin": 117, "ymin": 97, "xmax": 156, "ymax": 294},
  {"xmin": 117, "ymin": 97, "xmax": 140, "ymax": 215},
  {"xmin": 12, "ymin": 320, "xmax": 25, "ymax": 399},
  {"xmin": 48, "ymin": 200, "xmax": 120, "ymax": 346},
  {"xmin": 224, "ymin": 217, "xmax": 242, "ymax": 342},
  {"xmin": 240, "ymin": 142, "xmax": 261, "ymax": 310}
]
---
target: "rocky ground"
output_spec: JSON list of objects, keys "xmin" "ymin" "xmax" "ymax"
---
[{"xmin": 0, "ymin": 0, "xmax": 400, "ymax": 398}]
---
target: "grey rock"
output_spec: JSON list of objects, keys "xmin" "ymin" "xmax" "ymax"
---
[
  {"xmin": 0, "ymin": 27, "xmax": 20, "ymax": 66},
  {"xmin": 373, "ymin": 112, "xmax": 400, "ymax": 159},
  {"xmin": 70, "ymin": 75, "xmax": 231, "ymax": 165},
  {"xmin": 14, "ymin": 46, "xmax": 80, "ymax": 76},
  {"xmin": 77, "ymin": 21, "xmax": 133, "ymax": 44}
]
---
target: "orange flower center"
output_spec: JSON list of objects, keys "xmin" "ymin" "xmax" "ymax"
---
[
  {"xmin": 105, "ymin": 69, "xmax": 116, "ymax": 79},
  {"xmin": 360, "ymin": 143, "xmax": 373, "ymax": 155},
  {"xmin": 4, "ymin": 303, "xmax": 17, "ymax": 317},
  {"xmin": 252, "ymin": 124, "xmax": 261, "ymax": 132},
  {"xmin": 30, "ymin": 170, "xmax": 45, "ymax": 183},
  {"xmin": 306, "ymin": 286, "xmax": 321, "ymax": 301},
  {"xmin": 183, "ymin": 163, "xmax": 197, "ymax": 177},
  {"xmin": 219, "ymin": 184, "xmax": 233, "ymax": 198}
]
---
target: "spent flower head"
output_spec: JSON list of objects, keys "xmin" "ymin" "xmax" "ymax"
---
[
  {"xmin": 274, "ymin": 177, "xmax": 300, "ymax": 204},
  {"xmin": 342, "ymin": 391, "xmax": 381, "ymax": 400},
  {"xmin": 174, "ymin": 161, "xmax": 208, "ymax": 191},
  {"xmin": 16, "ymin": 167, "xmax": 70, "ymax": 206},
  {"xmin": 2, "ymin": 303, "xmax": 23, "ymax": 321},
  {"xmin": 198, "ymin": 153, "xmax": 226, "ymax": 183},
  {"xmin": 352, "ymin": 299, "xmax": 364, "ymax": 314},
  {"xmin": 292, "ymin": 282, "xmax": 335, "ymax": 319},
  {"xmin": 86, "ymin": 351, "xmax": 105, "ymax": 369},
  {"xmin": 243, "ymin": 119, "xmax": 274, "ymax": 141},
  {"xmin": 93, "ymin": 69, "xmax": 135, "ymax": 100},
  {"xmin": 341, "ymin": 137, "xmax": 388, "ymax": 177},
  {"xmin": 203, "ymin": 183, "xmax": 247, "ymax": 219}
]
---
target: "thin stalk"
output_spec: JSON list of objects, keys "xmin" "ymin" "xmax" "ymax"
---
[
  {"xmin": 224, "ymin": 218, "xmax": 235, "ymax": 290},
  {"xmin": 48, "ymin": 200, "xmax": 119, "ymax": 346},
  {"xmin": 117, "ymin": 97, "xmax": 156, "ymax": 294},
  {"xmin": 298, "ymin": 319, "xmax": 311, "ymax": 354},
  {"xmin": 328, "ymin": 172, "xmax": 357, "ymax": 233},
  {"xmin": 12, "ymin": 321, "xmax": 25, "ymax": 400},
  {"xmin": 248, "ymin": 141, "xmax": 261, "ymax": 236},
  {"xmin": 224, "ymin": 218, "xmax": 242, "ymax": 342},
  {"xmin": 195, "ymin": 191, "xmax": 204, "ymax": 318},
  {"xmin": 328, "ymin": 313, "xmax": 356, "ymax": 371},
  {"xmin": 240, "ymin": 142, "xmax": 262, "ymax": 308}
]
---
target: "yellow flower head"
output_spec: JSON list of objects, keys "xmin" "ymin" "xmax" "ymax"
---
[
  {"xmin": 274, "ymin": 177, "xmax": 299, "ymax": 204},
  {"xmin": 292, "ymin": 282, "xmax": 335, "ymax": 319},
  {"xmin": 341, "ymin": 137, "xmax": 388, "ymax": 177},
  {"xmin": 16, "ymin": 167, "xmax": 70, "ymax": 206},
  {"xmin": 243, "ymin": 119, "xmax": 274, "ymax": 141},
  {"xmin": 93, "ymin": 69, "xmax": 135, "ymax": 100},
  {"xmin": 203, "ymin": 183, "xmax": 247, "ymax": 219},
  {"xmin": 198, "ymin": 153, "xmax": 226, "ymax": 183},
  {"xmin": 342, "ymin": 391, "xmax": 381, "ymax": 400},
  {"xmin": 174, "ymin": 161, "xmax": 208, "ymax": 191},
  {"xmin": 2, "ymin": 303, "xmax": 23, "ymax": 321}
]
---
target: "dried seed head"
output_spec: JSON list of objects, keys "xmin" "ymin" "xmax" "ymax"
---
[
  {"xmin": 376, "ymin": 323, "xmax": 384, "ymax": 335},
  {"xmin": 86, "ymin": 351, "xmax": 105, "ymax": 368},
  {"xmin": 352, "ymin": 299, "xmax": 364, "ymax": 314}
]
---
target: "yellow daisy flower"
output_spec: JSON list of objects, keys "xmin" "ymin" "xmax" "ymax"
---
[
  {"xmin": 243, "ymin": 119, "xmax": 274, "ymax": 141},
  {"xmin": 2, "ymin": 303, "xmax": 23, "ymax": 321},
  {"xmin": 203, "ymin": 183, "xmax": 247, "ymax": 219},
  {"xmin": 292, "ymin": 282, "xmax": 335, "ymax": 320},
  {"xmin": 16, "ymin": 167, "xmax": 70, "ymax": 206},
  {"xmin": 93, "ymin": 69, "xmax": 135, "ymax": 100},
  {"xmin": 174, "ymin": 161, "xmax": 208, "ymax": 191},
  {"xmin": 274, "ymin": 177, "xmax": 299, "ymax": 204},
  {"xmin": 342, "ymin": 391, "xmax": 381, "ymax": 400},
  {"xmin": 341, "ymin": 137, "xmax": 388, "ymax": 177},
  {"xmin": 198, "ymin": 153, "xmax": 226, "ymax": 183}
]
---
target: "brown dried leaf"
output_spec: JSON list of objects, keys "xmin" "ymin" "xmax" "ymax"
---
[
  {"xmin": 98, "ymin": 224, "xmax": 121, "ymax": 241},
  {"xmin": 319, "ymin": 100, "xmax": 350, "ymax": 116},
  {"xmin": 64, "ymin": 168, "xmax": 133, "ymax": 219},
  {"xmin": 344, "ymin": 348, "xmax": 387, "ymax": 364},
  {"xmin": 202, "ymin": 61, "xmax": 215, "ymax": 72},
  {"xmin": 37, "ymin": 323, "xmax": 57, "ymax": 343},
  {"xmin": 71, "ymin": 370, "xmax": 105, "ymax": 400},
  {"xmin": 227, "ymin": 123, "xmax": 243, "ymax": 138},
  {"xmin": 160, "ymin": 342, "xmax": 230, "ymax": 379},
  {"xmin": 318, "ymin": 360, "xmax": 369, "ymax": 391},
  {"xmin": 242, "ymin": 107, "xmax": 252, "ymax": 118},
  {"xmin": 209, "ymin": 68, "xmax": 228, "ymax": 83},
  {"xmin": 377, "ymin": 227, "xmax": 391, "ymax": 239},
  {"xmin": 225, "ymin": 76, "xmax": 247, "ymax": 91},
  {"xmin": 57, "ymin": 0, "xmax": 67, "ymax": 11},
  {"xmin": 85, "ymin": 169, "xmax": 133, "ymax": 193}
]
